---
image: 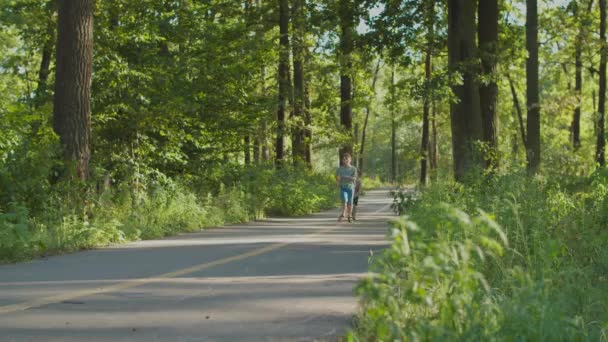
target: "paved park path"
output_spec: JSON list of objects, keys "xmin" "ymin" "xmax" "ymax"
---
[{"xmin": 0, "ymin": 190, "xmax": 394, "ymax": 342}]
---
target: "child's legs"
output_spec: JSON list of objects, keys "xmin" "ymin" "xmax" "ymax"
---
[
  {"xmin": 345, "ymin": 188, "xmax": 354, "ymax": 216},
  {"xmin": 340, "ymin": 187, "xmax": 349, "ymax": 215}
]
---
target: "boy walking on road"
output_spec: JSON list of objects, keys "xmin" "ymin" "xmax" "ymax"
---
[{"xmin": 336, "ymin": 153, "xmax": 357, "ymax": 223}]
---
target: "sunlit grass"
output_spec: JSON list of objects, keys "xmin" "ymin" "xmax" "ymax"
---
[{"xmin": 351, "ymin": 171, "xmax": 608, "ymax": 341}]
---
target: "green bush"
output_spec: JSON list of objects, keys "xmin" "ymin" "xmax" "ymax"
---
[
  {"xmin": 0, "ymin": 164, "xmax": 337, "ymax": 263},
  {"xmin": 0, "ymin": 203, "xmax": 31, "ymax": 261},
  {"xmin": 351, "ymin": 173, "xmax": 608, "ymax": 341},
  {"xmin": 361, "ymin": 175, "xmax": 389, "ymax": 191}
]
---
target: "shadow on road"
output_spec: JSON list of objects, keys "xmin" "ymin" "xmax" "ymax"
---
[{"xmin": 0, "ymin": 189, "xmax": 395, "ymax": 341}]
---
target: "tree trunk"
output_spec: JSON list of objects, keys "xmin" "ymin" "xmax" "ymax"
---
[
  {"xmin": 572, "ymin": 0, "xmax": 594, "ymax": 150},
  {"xmin": 391, "ymin": 69, "xmax": 397, "ymax": 183},
  {"xmin": 53, "ymin": 0, "xmax": 94, "ymax": 181},
  {"xmin": 358, "ymin": 59, "xmax": 381, "ymax": 173},
  {"xmin": 448, "ymin": 0, "xmax": 483, "ymax": 182},
  {"xmin": 429, "ymin": 99, "xmax": 438, "ymax": 174},
  {"xmin": 573, "ymin": 35, "xmax": 582, "ymax": 149},
  {"xmin": 359, "ymin": 108, "xmax": 370, "ymax": 172},
  {"xmin": 420, "ymin": 58, "xmax": 430, "ymax": 185},
  {"xmin": 353, "ymin": 123, "xmax": 360, "ymax": 167},
  {"xmin": 262, "ymin": 120, "xmax": 270, "ymax": 162},
  {"xmin": 594, "ymin": 88, "xmax": 598, "ymax": 138},
  {"xmin": 35, "ymin": 1, "xmax": 57, "ymax": 107},
  {"xmin": 253, "ymin": 137, "xmax": 260, "ymax": 164},
  {"xmin": 35, "ymin": 34, "xmax": 54, "ymax": 107},
  {"xmin": 594, "ymin": 88, "xmax": 597, "ymax": 116},
  {"xmin": 597, "ymin": 0, "xmax": 607, "ymax": 167},
  {"xmin": 478, "ymin": 0, "xmax": 499, "ymax": 170},
  {"xmin": 304, "ymin": 78, "xmax": 312, "ymax": 166},
  {"xmin": 276, "ymin": 0, "xmax": 289, "ymax": 167},
  {"xmin": 244, "ymin": 136, "xmax": 251, "ymax": 164},
  {"xmin": 339, "ymin": 0, "xmax": 355, "ymax": 159},
  {"xmin": 256, "ymin": 1, "xmax": 269, "ymax": 164},
  {"xmin": 526, "ymin": 0, "xmax": 541, "ymax": 173},
  {"xmin": 560, "ymin": 60, "xmax": 572, "ymax": 91},
  {"xmin": 420, "ymin": 0, "xmax": 434, "ymax": 185},
  {"xmin": 291, "ymin": 0, "xmax": 306, "ymax": 164},
  {"xmin": 508, "ymin": 75, "xmax": 528, "ymax": 150}
]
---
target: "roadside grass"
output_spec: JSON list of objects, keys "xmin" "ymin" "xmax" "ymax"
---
[
  {"xmin": 0, "ymin": 165, "xmax": 337, "ymax": 263},
  {"xmin": 350, "ymin": 171, "xmax": 608, "ymax": 341}
]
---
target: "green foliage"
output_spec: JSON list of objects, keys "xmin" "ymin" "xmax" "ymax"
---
[
  {"xmin": 352, "ymin": 173, "xmax": 608, "ymax": 341},
  {"xmin": 0, "ymin": 165, "xmax": 336, "ymax": 263},
  {"xmin": 0, "ymin": 203, "xmax": 31, "ymax": 261},
  {"xmin": 0, "ymin": 0, "xmax": 351, "ymax": 264},
  {"xmin": 361, "ymin": 175, "xmax": 388, "ymax": 191},
  {"xmin": 260, "ymin": 167, "xmax": 336, "ymax": 216}
]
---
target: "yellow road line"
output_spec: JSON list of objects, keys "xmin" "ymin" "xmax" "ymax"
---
[{"xmin": 0, "ymin": 202, "xmax": 392, "ymax": 315}]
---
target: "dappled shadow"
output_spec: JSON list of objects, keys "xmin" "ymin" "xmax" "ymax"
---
[
  {"xmin": 0, "ymin": 190, "xmax": 395, "ymax": 341},
  {"xmin": 2, "ymin": 273, "xmax": 365, "ymax": 341}
]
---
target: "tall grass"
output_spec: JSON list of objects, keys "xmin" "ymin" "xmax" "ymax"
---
[
  {"xmin": 0, "ymin": 165, "xmax": 337, "ymax": 263},
  {"xmin": 351, "ymin": 172, "xmax": 608, "ymax": 341}
]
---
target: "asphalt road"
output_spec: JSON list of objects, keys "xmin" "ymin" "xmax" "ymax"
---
[{"xmin": 0, "ymin": 189, "xmax": 394, "ymax": 342}]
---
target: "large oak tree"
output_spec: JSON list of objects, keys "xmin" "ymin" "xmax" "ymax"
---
[
  {"xmin": 53, "ymin": 0, "xmax": 94, "ymax": 181},
  {"xmin": 448, "ymin": 0, "xmax": 483, "ymax": 181}
]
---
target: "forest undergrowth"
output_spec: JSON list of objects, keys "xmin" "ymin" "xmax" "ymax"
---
[
  {"xmin": 0, "ymin": 147, "xmax": 336, "ymax": 263},
  {"xmin": 352, "ymin": 169, "xmax": 608, "ymax": 341}
]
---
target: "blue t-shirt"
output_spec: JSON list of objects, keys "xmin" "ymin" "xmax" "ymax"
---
[{"xmin": 336, "ymin": 166, "xmax": 357, "ymax": 189}]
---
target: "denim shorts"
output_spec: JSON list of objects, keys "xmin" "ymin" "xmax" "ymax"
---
[{"xmin": 340, "ymin": 186, "xmax": 354, "ymax": 204}]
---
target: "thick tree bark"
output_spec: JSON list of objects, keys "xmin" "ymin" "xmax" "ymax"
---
[
  {"xmin": 276, "ymin": 0, "xmax": 289, "ymax": 167},
  {"xmin": 339, "ymin": 0, "xmax": 355, "ymax": 159},
  {"xmin": 597, "ymin": 0, "xmax": 607, "ymax": 167},
  {"xmin": 53, "ymin": 0, "xmax": 94, "ymax": 181},
  {"xmin": 448, "ymin": 0, "xmax": 483, "ymax": 182},
  {"xmin": 526, "ymin": 0, "xmax": 541, "ymax": 173},
  {"xmin": 358, "ymin": 59, "xmax": 381, "ymax": 173},
  {"xmin": 478, "ymin": 0, "xmax": 499, "ymax": 170},
  {"xmin": 291, "ymin": 0, "xmax": 306, "ymax": 164},
  {"xmin": 420, "ymin": 0, "xmax": 434, "ymax": 185}
]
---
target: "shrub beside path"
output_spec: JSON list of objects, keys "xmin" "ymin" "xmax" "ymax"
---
[{"xmin": 0, "ymin": 189, "xmax": 394, "ymax": 341}]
